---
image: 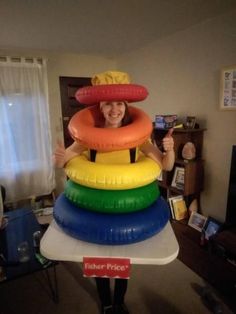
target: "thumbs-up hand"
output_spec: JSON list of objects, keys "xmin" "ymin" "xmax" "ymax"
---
[
  {"xmin": 53, "ymin": 139, "xmax": 66, "ymax": 168},
  {"xmin": 162, "ymin": 128, "xmax": 174, "ymax": 152}
]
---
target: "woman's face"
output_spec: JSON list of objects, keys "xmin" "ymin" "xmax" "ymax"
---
[{"xmin": 100, "ymin": 101, "xmax": 126, "ymax": 128}]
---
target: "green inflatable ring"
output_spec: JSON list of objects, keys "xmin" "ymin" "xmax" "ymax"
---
[{"xmin": 65, "ymin": 180, "xmax": 160, "ymax": 213}]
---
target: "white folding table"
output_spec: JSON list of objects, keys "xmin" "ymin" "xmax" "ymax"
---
[{"xmin": 40, "ymin": 220, "xmax": 179, "ymax": 265}]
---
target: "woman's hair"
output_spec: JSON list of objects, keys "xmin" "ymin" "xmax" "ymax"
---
[{"xmin": 121, "ymin": 102, "xmax": 132, "ymax": 126}]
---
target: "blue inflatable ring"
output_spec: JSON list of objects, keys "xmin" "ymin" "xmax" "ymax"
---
[{"xmin": 53, "ymin": 194, "xmax": 170, "ymax": 245}]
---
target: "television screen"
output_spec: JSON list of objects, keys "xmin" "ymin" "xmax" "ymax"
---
[{"xmin": 225, "ymin": 145, "xmax": 236, "ymax": 226}]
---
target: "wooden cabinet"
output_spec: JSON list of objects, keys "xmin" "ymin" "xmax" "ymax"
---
[
  {"xmin": 152, "ymin": 127, "xmax": 206, "ymax": 205},
  {"xmin": 171, "ymin": 221, "xmax": 236, "ymax": 312}
]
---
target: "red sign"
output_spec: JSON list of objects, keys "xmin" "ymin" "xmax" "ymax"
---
[{"xmin": 83, "ymin": 257, "xmax": 131, "ymax": 279}]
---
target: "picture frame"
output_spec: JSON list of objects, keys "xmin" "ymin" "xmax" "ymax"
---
[
  {"xmin": 155, "ymin": 115, "xmax": 177, "ymax": 129},
  {"xmin": 202, "ymin": 216, "xmax": 222, "ymax": 240},
  {"xmin": 168, "ymin": 195, "xmax": 182, "ymax": 219},
  {"xmin": 188, "ymin": 212, "xmax": 207, "ymax": 232},
  {"xmin": 168, "ymin": 195, "xmax": 188, "ymax": 220},
  {"xmin": 185, "ymin": 116, "xmax": 196, "ymax": 129},
  {"xmin": 219, "ymin": 65, "xmax": 236, "ymax": 110},
  {"xmin": 171, "ymin": 167, "xmax": 185, "ymax": 190}
]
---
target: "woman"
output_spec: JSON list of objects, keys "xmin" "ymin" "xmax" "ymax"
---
[{"xmin": 54, "ymin": 101, "xmax": 175, "ymax": 314}]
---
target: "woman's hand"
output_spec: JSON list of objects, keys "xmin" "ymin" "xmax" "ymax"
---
[
  {"xmin": 162, "ymin": 128, "xmax": 174, "ymax": 152},
  {"xmin": 53, "ymin": 140, "xmax": 66, "ymax": 168},
  {"xmin": 162, "ymin": 128, "xmax": 175, "ymax": 171},
  {"xmin": 53, "ymin": 140, "xmax": 87, "ymax": 168}
]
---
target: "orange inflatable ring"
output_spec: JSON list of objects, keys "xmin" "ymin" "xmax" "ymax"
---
[
  {"xmin": 68, "ymin": 105, "xmax": 152, "ymax": 151},
  {"xmin": 75, "ymin": 84, "xmax": 148, "ymax": 105}
]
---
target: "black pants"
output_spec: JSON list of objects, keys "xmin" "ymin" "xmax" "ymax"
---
[{"xmin": 95, "ymin": 278, "xmax": 128, "ymax": 307}]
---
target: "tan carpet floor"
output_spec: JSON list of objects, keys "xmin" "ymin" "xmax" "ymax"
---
[{"xmin": 0, "ymin": 258, "xmax": 233, "ymax": 314}]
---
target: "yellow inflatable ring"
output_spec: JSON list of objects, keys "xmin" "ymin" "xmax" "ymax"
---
[
  {"xmin": 65, "ymin": 154, "xmax": 161, "ymax": 190},
  {"xmin": 68, "ymin": 105, "xmax": 152, "ymax": 152}
]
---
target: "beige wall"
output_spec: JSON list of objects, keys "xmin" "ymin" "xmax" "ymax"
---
[{"xmin": 117, "ymin": 10, "xmax": 236, "ymax": 221}]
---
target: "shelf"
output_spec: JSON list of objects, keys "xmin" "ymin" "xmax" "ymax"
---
[
  {"xmin": 160, "ymin": 159, "xmax": 204, "ymax": 196},
  {"xmin": 152, "ymin": 126, "xmax": 205, "ymax": 200},
  {"xmin": 168, "ymin": 186, "xmax": 185, "ymax": 194},
  {"xmin": 158, "ymin": 181, "xmax": 168, "ymax": 189},
  {"xmin": 175, "ymin": 158, "xmax": 203, "ymax": 165},
  {"xmin": 153, "ymin": 127, "xmax": 206, "ymax": 133}
]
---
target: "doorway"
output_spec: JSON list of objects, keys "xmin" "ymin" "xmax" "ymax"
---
[{"xmin": 59, "ymin": 76, "xmax": 91, "ymax": 147}]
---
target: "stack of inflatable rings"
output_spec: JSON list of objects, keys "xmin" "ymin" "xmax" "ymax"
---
[{"xmin": 53, "ymin": 90, "xmax": 170, "ymax": 245}]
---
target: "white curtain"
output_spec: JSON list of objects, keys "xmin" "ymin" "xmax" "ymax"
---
[{"xmin": 0, "ymin": 57, "xmax": 55, "ymax": 202}]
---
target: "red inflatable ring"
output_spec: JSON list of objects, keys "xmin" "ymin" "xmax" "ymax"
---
[
  {"xmin": 68, "ymin": 105, "xmax": 152, "ymax": 151},
  {"xmin": 75, "ymin": 84, "xmax": 148, "ymax": 105}
]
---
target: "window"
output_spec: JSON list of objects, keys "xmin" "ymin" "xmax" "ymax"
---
[{"xmin": 0, "ymin": 57, "xmax": 55, "ymax": 202}]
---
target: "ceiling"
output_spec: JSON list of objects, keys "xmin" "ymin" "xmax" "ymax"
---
[{"xmin": 1, "ymin": 0, "xmax": 236, "ymax": 57}]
